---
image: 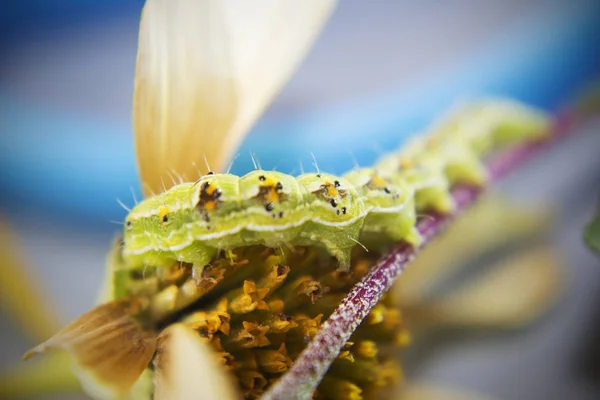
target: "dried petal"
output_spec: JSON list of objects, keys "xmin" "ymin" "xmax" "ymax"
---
[
  {"xmin": 263, "ymin": 313, "xmax": 298, "ymax": 334},
  {"xmin": 255, "ymin": 344, "xmax": 293, "ymax": 374},
  {"xmin": 237, "ymin": 370, "xmax": 268, "ymax": 391},
  {"xmin": 23, "ymin": 299, "xmax": 157, "ymax": 399},
  {"xmin": 183, "ymin": 310, "xmax": 231, "ymax": 336},
  {"xmin": 227, "ymin": 281, "xmax": 270, "ymax": 314},
  {"xmin": 225, "ymin": 321, "xmax": 271, "ymax": 350}
]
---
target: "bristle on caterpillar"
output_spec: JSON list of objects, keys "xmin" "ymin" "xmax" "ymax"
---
[{"xmin": 122, "ymin": 99, "xmax": 551, "ymax": 273}]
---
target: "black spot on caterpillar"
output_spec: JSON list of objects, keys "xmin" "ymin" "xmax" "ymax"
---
[{"xmin": 122, "ymin": 99, "xmax": 551, "ymax": 272}]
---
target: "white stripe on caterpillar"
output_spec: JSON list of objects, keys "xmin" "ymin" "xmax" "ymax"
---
[{"xmin": 121, "ymin": 99, "xmax": 551, "ymax": 272}]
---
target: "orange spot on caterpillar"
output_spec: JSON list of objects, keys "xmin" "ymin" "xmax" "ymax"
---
[
  {"xmin": 324, "ymin": 181, "xmax": 338, "ymax": 198},
  {"xmin": 265, "ymin": 190, "xmax": 280, "ymax": 204},
  {"xmin": 257, "ymin": 175, "xmax": 285, "ymax": 205},
  {"xmin": 400, "ymin": 158, "xmax": 413, "ymax": 168},
  {"xmin": 369, "ymin": 175, "xmax": 388, "ymax": 189},
  {"xmin": 159, "ymin": 206, "xmax": 170, "ymax": 222},
  {"xmin": 197, "ymin": 181, "xmax": 223, "ymax": 212},
  {"xmin": 205, "ymin": 185, "xmax": 218, "ymax": 197}
]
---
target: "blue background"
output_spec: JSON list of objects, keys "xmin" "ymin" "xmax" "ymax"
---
[{"xmin": 1, "ymin": 0, "xmax": 599, "ymax": 226}]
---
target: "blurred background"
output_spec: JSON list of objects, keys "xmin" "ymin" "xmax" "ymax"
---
[{"xmin": 1, "ymin": 1, "xmax": 599, "ymax": 399}]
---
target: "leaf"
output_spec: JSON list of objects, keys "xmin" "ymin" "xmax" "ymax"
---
[
  {"xmin": 134, "ymin": 0, "xmax": 336, "ymax": 196},
  {"xmin": 584, "ymin": 208, "xmax": 600, "ymax": 256}
]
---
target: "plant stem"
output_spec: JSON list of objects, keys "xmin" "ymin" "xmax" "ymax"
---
[{"xmin": 263, "ymin": 111, "xmax": 576, "ymax": 400}]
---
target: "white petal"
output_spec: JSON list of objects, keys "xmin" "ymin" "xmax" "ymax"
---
[
  {"xmin": 153, "ymin": 324, "xmax": 240, "ymax": 400},
  {"xmin": 134, "ymin": 0, "xmax": 336, "ymax": 196}
]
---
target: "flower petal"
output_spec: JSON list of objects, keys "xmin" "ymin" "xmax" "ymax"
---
[
  {"xmin": 23, "ymin": 299, "xmax": 157, "ymax": 399},
  {"xmin": 133, "ymin": 0, "xmax": 336, "ymax": 196},
  {"xmin": 153, "ymin": 324, "xmax": 240, "ymax": 400},
  {"xmin": 406, "ymin": 246, "xmax": 562, "ymax": 329},
  {"xmin": 398, "ymin": 383, "xmax": 497, "ymax": 400},
  {"xmin": 394, "ymin": 196, "xmax": 552, "ymax": 307}
]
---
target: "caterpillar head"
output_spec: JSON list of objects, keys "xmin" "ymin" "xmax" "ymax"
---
[{"xmin": 123, "ymin": 184, "xmax": 193, "ymax": 266}]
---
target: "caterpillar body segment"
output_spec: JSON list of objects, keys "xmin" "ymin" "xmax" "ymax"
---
[
  {"xmin": 401, "ymin": 135, "xmax": 489, "ymax": 187},
  {"xmin": 121, "ymin": 99, "xmax": 553, "ymax": 274},
  {"xmin": 343, "ymin": 168, "xmax": 421, "ymax": 249},
  {"xmin": 121, "ymin": 169, "xmax": 405, "ymax": 272},
  {"xmin": 431, "ymin": 99, "xmax": 552, "ymax": 156},
  {"xmin": 123, "ymin": 182, "xmax": 216, "ymax": 269},
  {"xmin": 293, "ymin": 173, "xmax": 367, "ymax": 269},
  {"xmin": 432, "ymin": 107, "xmax": 496, "ymax": 156},
  {"xmin": 429, "ymin": 137, "xmax": 489, "ymax": 187},
  {"xmin": 374, "ymin": 151, "xmax": 455, "ymax": 214},
  {"xmin": 189, "ymin": 171, "xmax": 307, "ymax": 250},
  {"xmin": 123, "ymin": 171, "xmax": 371, "ymax": 272},
  {"xmin": 484, "ymin": 100, "xmax": 551, "ymax": 147},
  {"xmin": 237, "ymin": 170, "xmax": 308, "ymax": 247}
]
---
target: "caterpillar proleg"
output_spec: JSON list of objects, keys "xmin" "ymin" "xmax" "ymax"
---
[{"xmin": 122, "ymin": 99, "xmax": 551, "ymax": 273}]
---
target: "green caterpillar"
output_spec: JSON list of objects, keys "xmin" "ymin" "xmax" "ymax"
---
[{"xmin": 122, "ymin": 98, "xmax": 551, "ymax": 275}]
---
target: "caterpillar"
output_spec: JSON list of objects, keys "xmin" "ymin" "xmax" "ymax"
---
[{"xmin": 122, "ymin": 98, "xmax": 551, "ymax": 276}]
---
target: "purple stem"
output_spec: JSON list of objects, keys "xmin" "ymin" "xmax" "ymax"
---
[{"xmin": 263, "ymin": 112, "xmax": 577, "ymax": 400}]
